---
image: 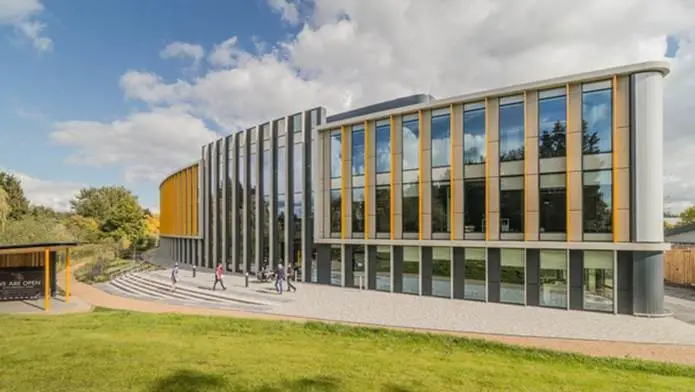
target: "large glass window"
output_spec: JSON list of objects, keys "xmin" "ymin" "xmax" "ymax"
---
[
  {"xmin": 330, "ymin": 245, "xmax": 341, "ymax": 286},
  {"xmin": 352, "ymin": 127, "xmax": 365, "ymax": 176},
  {"xmin": 402, "ymin": 118, "xmax": 419, "ymax": 171},
  {"xmin": 500, "ymin": 249, "xmax": 525, "ymax": 305},
  {"xmin": 431, "ymin": 113, "xmax": 450, "ymax": 168},
  {"xmin": 293, "ymin": 143, "xmax": 302, "ymax": 194},
  {"xmin": 499, "ymin": 101, "xmax": 524, "ymax": 161},
  {"xmin": 293, "ymin": 113, "xmax": 301, "ymax": 133},
  {"xmin": 432, "ymin": 247, "xmax": 451, "ymax": 298},
  {"xmin": 500, "ymin": 176, "xmax": 524, "ymax": 234},
  {"xmin": 583, "ymin": 170, "xmax": 612, "ymax": 234},
  {"xmin": 352, "ymin": 187, "xmax": 365, "ymax": 235},
  {"xmin": 463, "ymin": 108, "xmax": 486, "ymax": 164},
  {"xmin": 262, "ymin": 150, "xmax": 270, "ymax": 263},
  {"xmin": 402, "ymin": 246, "xmax": 419, "ymax": 295},
  {"xmin": 464, "ymin": 179, "xmax": 485, "ymax": 234},
  {"xmin": 540, "ymin": 174, "xmax": 566, "ymax": 234},
  {"xmin": 464, "ymin": 248, "xmax": 486, "ymax": 301},
  {"xmin": 375, "ymin": 185, "xmax": 390, "ymax": 233},
  {"xmin": 538, "ymin": 93, "xmax": 567, "ymax": 158},
  {"xmin": 330, "ymin": 189, "xmax": 341, "ymax": 233},
  {"xmin": 432, "ymin": 180, "xmax": 450, "ymax": 234},
  {"xmin": 582, "ymin": 85, "xmax": 612, "ymax": 154},
  {"xmin": 375, "ymin": 122, "xmax": 391, "ymax": 173},
  {"xmin": 352, "ymin": 246, "xmax": 365, "ymax": 289},
  {"xmin": 539, "ymin": 250, "xmax": 567, "ymax": 308},
  {"xmin": 402, "ymin": 182, "xmax": 419, "ymax": 233},
  {"xmin": 249, "ymin": 152, "xmax": 257, "ymax": 266},
  {"xmin": 376, "ymin": 246, "xmax": 391, "ymax": 292},
  {"xmin": 278, "ymin": 146, "xmax": 286, "ymax": 195},
  {"xmin": 330, "ymin": 131, "xmax": 341, "ymax": 178},
  {"xmin": 583, "ymin": 250, "xmax": 614, "ymax": 312}
]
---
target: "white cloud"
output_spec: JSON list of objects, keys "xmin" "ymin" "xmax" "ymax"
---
[
  {"xmin": 268, "ymin": 0, "xmax": 301, "ymax": 25},
  {"xmin": 0, "ymin": 169, "xmax": 83, "ymax": 212},
  {"xmin": 160, "ymin": 41, "xmax": 205, "ymax": 69},
  {"xmin": 47, "ymin": 0, "xmax": 695, "ymax": 212},
  {"xmin": 0, "ymin": 0, "xmax": 52, "ymax": 52}
]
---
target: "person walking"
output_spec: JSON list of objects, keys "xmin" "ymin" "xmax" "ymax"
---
[
  {"xmin": 286, "ymin": 263, "xmax": 296, "ymax": 292},
  {"xmin": 275, "ymin": 263, "xmax": 286, "ymax": 295},
  {"xmin": 170, "ymin": 263, "xmax": 179, "ymax": 292},
  {"xmin": 212, "ymin": 262, "xmax": 227, "ymax": 291}
]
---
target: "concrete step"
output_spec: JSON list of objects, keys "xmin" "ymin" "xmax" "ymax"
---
[{"xmin": 110, "ymin": 276, "xmax": 183, "ymax": 301}]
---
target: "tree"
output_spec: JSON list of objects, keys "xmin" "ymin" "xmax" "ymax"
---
[
  {"xmin": 0, "ymin": 187, "xmax": 9, "ymax": 232},
  {"xmin": 71, "ymin": 186, "xmax": 147, "ymax": 243},
  {"xmin": 0, "ymin": 171, "xmax": 30, "ymax": 220},
  {"xmin": 680, "ymin": 205, "xmax": 695, "ymax": 225},
  {"xmin": 0, "ymin": 216, "xmax": 74, "ymax": 245},
  {"xmin": 65, "ymin": 214, "xmax": 101, "ymax": 243}
]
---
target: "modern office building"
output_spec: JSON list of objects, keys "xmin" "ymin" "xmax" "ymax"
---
[{"xmin": 158, "ymin": 61, "xmax": 670, "ymax": 316}]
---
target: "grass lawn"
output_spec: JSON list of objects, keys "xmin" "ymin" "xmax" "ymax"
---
[{"xmin": 0, "ymin": 310, "xmax": 693, "ymax": 392}]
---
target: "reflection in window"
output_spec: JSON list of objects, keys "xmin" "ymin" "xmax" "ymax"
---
[
  {"xmin": 278, "ymin": 146, "xmax": 286, "ymax": 195},
  {"xmin": 499, "ymin": 102, "xmax": 524, "ymax": 161},
  {"xmin": 330, "ymin": 245, "xmax": 341, "ymax": 286},
  {"xmin": 375, "ymin": 185, "xmax": 390, "ymax": 233},
  {"xmin": 431, "ymin": 113, "xmax": 450, "ymax": 168},
  {"xmin": 262, "ymin": 150, "xmax": 270, "ymax": 263},
  {"xmin": 352, "ymin": 246, "xmax": 365, "ymax": 289},
  {"xmin": 402, "ymin": 182, "xmax": 419, "ymax": 233},
  {"xmin": 277, "ymin": 195, "xmax": 285, "ymax": 263},
  {"xmin": 249, "ymin": 152, "xmax": 257, "ymax": 266},
  {"xmin": 330, "ymin": 131, "xmax": 341, "ymax": 178},
  {"xmin": 375, "ymin": 246, "xmax": 391, "ymax": 292},
  {"xmin": 540, "ymin": 174, "xmax": 566, "ymax": 234},
  {"xmin": 402, "ymin": 246, "xmax": 419, "ymax": 295},
  {"xmin": 352, "ymin": 187, "xmax": 365, "ymax": 235},
  {"xmin": 293, "ymin": 143, "xmax": 302, "ymax": 194},
  {"xmin": 464, "ymin": 179, "xmax": 485, "ymax": 233},
  {"xmin": 500, "ymin": 176, "xmax": 524, "ymax": 234},
  {"xmin": 293, "ymin": 113, "xmax": 302, "ymax": 133},
  {"xmin": 464, "ymin": 108, "xmax": 486, "ymax": 164},
  {"xmin": 375, "ymin": 122, "xmax": 390, "ymax": 173},
  {"xmin": 583, "ymin": 170, "xmax": 612, "ymax": 234},
  {"xmin": 464, "ymin": 248, "xmax": 485, "ymax": 300},
  {"xmin": 540, "ymin": 250, "xmax": 567, "ymax": 308},
  {"xmin": 432, "ymin": 247, "xmax": 451, "ymax": 298},
  {"xmin": 538, "ymin": 94, "xmax": 567, "ymax": 158},
  {"xmin": 402, "ymin": 118, "xmax": 419, "ymax": 171},
  {"xmin": 432, "ymin": 180, "xmax": 450, "ymax": 234},
  {"xmin": 582, "ymin": 87, "xmax": 612, "ymax": 154},
  {"xmin": 500, "ymin": 249, "xmax": 525, "ymax": 305},
  {"xmin": 583, "ymin": 250, "xmax": 614, "ymax": 312},
  {"xmin": 330, "ymin": 189, "xmax": 341, "ymax": 233},
  {"xmin": 352, "ymin": 127, "xmax": 365, "ymax": 175}
]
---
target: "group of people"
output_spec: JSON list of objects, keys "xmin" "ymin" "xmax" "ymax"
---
[{"xmin": 169, "ymin": 261, "xmax": 298, "ymax": 295}]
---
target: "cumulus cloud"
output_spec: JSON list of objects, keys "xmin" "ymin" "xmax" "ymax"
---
[
  {"xmin": 0, "ymin": 0, "xmax": 52, "ymax": 51},
  {"xmin": 46, "ymin": 0, "xmax": 695, "ymax": 212},
  {"xmin": 267, "ymin": 0, "xmax": 301, "ymax": 25},
  {"xmin": 0, "ymin": 168, "xmax": 83, "ymax": 212},
  {"xmin": 160, "ymin": 41, "xmax": 205, "ymax": 69}
]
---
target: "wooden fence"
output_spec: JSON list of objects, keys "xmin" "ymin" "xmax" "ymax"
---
[{"xmin": 664, "ymin": 248, "xmax": 695, "ymax": 286}]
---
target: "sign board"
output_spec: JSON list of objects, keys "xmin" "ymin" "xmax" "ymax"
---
[{"xmin": 0, "ymin": 267, "xmax": 43, "ymax": 301}]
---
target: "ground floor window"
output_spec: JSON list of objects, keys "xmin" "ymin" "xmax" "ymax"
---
[
  {"xmin": 583, "ymin": 250, "xmax": 614, "ymax": 312},
  {"xmin": 402, "ymin": 246, "xmax": 419, "ymax": 295},
  {"xmin": 539, "ymin": 250, "xmax": 567, "ymax": 308},
  {"xmin": 352, "ymin": 246, "xmax": 365, "ymax": 288},
  {"xmin": 330, "ymin": 245, "xmax": 341, "ymax": 286},
  {"xmin": 376, "ymin": 246, "xmax": 391, "ymax": 292},
  {"xmin": 432, "ymin": 247, "xmax": 451, "ymax": 298},
  {"xmin": 500, "ymin": 249, "xmax": 525, "ymax": 305},
  {"xmin": 464, "ymin": 248, "xmax": 486, "ymax": 301}
]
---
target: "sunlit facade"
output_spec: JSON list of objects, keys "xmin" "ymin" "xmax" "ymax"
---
[{"xmin": 159, "ymin": 61, "xmax": 670, "ymax": 316}]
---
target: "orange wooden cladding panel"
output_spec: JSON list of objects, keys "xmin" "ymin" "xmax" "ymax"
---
[
  {"xmin": 159, "ymin": 163, "xmax": 199, "ymax": 236},
  {"xmin": 0, "ymin": 252, "xmax": 45, "ymax": 268},
  {"xmin": 664, "ymin": 248, "xmax": 695, "ymax": 286}
]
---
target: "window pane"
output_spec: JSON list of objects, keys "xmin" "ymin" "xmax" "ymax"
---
[
  {"xmin": 293, "ymin": 193, "xmax": 302, "ymax": 243},
  {"xmin": 432, "ymin": 181, "xmax": 450, "ymax": 233},
  {"xmin": 431, "ymin": 114, "xmax": 450, "ymax": 167},
  {"xmin": 464, "ymin": 179, "xmax": 485, "ymax": 233},
  {"xmin": 464, "ymin": 109, "xmax": 486, "ymax": 164},
  {"xmin": 464, "ymin": 248, "xmax": 485, "ymax": 301},
  {"xmin": 500, "ymin": 177, "xmax": 524, "ymax": 234},
  {"xmin": 352, "ymin": 128, "xmax": 365, "ymax": 175},
  {"xmin": 402, "ymin": 118, "xmax": 419, "ymax": 170},
  {"xmin": 352, "ymin": 187, "xmax": 365, "ymax": 235},
  {"xmin": 352, "ymin": 246, "xmax": 365, "ymax": 289},
  {"xmin": 330, "ymin": 245, "xmax": 341, "ymax": 286},
  {"xmin": 403, "ymin": 246, "xmax": 419, "ymax": 295},
  {"xmin": 293, "ymin": 143, "xmax": 302, "ymax": 194},
  {"xmin": 402, "ymin": 182, "xmax": 419, "ymax": 233},
  {"xmin": 538, "ymin": 95, "xmax": 567, "ymax": 158},
  {"xmin": 250, "ymin": 153, "xmax": 257, "ymax": 187},
  {"xmin": 499, "ymin": 102, "xmax": 525, "ymax": 161},
  {"xmin": 293, "ymin": 114, "xmax": 302, "ymax": 133},
  {"xmin": 375, "ymin": 185, "xmax": 390, "ymax": 233},
  {"xmin": 540, "ymin": 250, "xmax": 567, "ymax": 308},
  {"xmin": 330, "ymin": 131, "xmax": 341, "ymax": 178},
  {"xmin": 277, "ymin": 194, "xmax": 285, "ymax": 262},
  {"xmin": 500, "ymin": 249, "xmax": 524, "ymax": 304},
  {"xmin": 432, "ymin": 247, "xmax": 451, "ymax": 298},
  {"xmin": 375, "ymin": 123, "xmax": 391, "ymax": 173},
  {"xmin": 583, "ymin": 250, "xmax": 614, "ymax": 312},
  {"xmin": 583, "ymin": 170, "xmax": 612, "ymax": 233},
  {"xmin": 278, "ymin": 146, "xmax": 286, "ymax": 195},
  {"xmin": 376, "ymin": 246, "xmax": 391, "ymax": 292},
  {"xmin": 330, "ymin": 189, "xmax": 341, "ymax": 233},
  {"xmin": 582, "ymin": 88, "xmax": 612, "ymax": 154},
  {"xmin": 540, "ymin": 174, "xmax": 566, "ymax": 233}
]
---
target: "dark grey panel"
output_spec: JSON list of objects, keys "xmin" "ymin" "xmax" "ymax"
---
[
  {"xmin": 569, "ymin": 250, "xmax": 584, "ymax": 310},
  {"xmin": 316, "ymin": 244, "xmax": 331, "ymax": 285},
  {"xmin": 632, "ymin": 251, "xmax": 665, "ymax": 315},
  {"xmin": 420, "ymin": 247, "xmax": 433, "ymax": 297},
  {"xmin": 617, "ymin": 251, "xmax": 634, "ymax": 314},
  {"xmin": 487, "ymin": 248, "xmax": 500, "ymax": 303},
  {"xmin": 366, "ymin": 245, "xmax": 377, "ymax": 290},
  {"xmin": 344, "ymin": 245, "xmax": 354, "ymax": 288},
  {"xmin": 326, "ymin": 94, "xmax": 436, "ymax": 123},
  {"xmin": 392, "ymin": 246, "xmax": 404, "ymax": 293},
  {"xmin": 525, "ymin": 249, "xmax": 540, "ymax": 307},
  {"xmin": 452, "ymin": 247, "xmax": 466, "ymax": 300}
]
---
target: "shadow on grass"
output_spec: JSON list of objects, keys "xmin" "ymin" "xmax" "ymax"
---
[
  {"xmin": 151, "ymin": 370, "xmax": 340, "ymax": 392},
  {"xmin": 150, "ymin": 369, "xmax": 226, "ymax": 392},
  {"xmin": 380, "ymin": 384, "xmax": 413, "ymax": 392}
]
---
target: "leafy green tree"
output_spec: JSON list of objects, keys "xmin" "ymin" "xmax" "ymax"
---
[
  {"xmin": 0, "ymin": 187, "xmax": 9, "ymax": 233},
  {"xmin": 0, "ymin": 171, "xmax": 30, "ymax": 220},
  {"xmin": 0, "ymin": 216, "xmax": 74, "ymax": 244},
  {"xmin": 70, "ymin": 186, "xmax": 147, "ymax": 243},
  {"xmin": 680, "ymin": 205, "xmax": 695, "ymax": 225}
]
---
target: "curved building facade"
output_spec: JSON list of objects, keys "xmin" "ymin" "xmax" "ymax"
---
[{"xmin": 159, "ymin": 61, "xmax": 670, "ymax": 316}]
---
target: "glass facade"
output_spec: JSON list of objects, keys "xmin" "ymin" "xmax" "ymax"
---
[
  {"xmin": 330, "ymin": 245, "xmax": 341, "ymax": 286},
  {"xmin": 583, "ymin": 251, "xmax": 614, "ymax": 312},
  {"xmin": 538, "ymin": 91, "xmax": 567, "ymax": 158},
  {"xmin": 539, "ymin": 250, "xmax": 567, "ymax": 308},
  {"xmin": 352, "ymin": 126, "xmax": 365, "ymax": 176},
  {"xmin": 432, "ymin": 247, "xmax": 451, "ymax": 298},
  {"xmin": 431, "ymin": 112, "xmax": 450, "ymax": 168},
  {"xmin": 431, "ymin": 181, "xmax": 450, "ymax": 234},
  {"xmin": 500, "ymin": 249, "xmax": 524, "ymax": 305},
  {"xmin": 352, "ymin": 246, "xmax": 365, "ymax": 289},
  {"xmin": 375, "ymin": 122, "xmax": 390, "ymax": 173},
  {"xmin": 464, "ymin": 179, "xmax": 485, "ymax": 234},
  {"xmin": 375, "ymin": 246, "xmax": 390, "ymax": 292},
  {"xmin": 375, "ymin": 185, "xmax": 390, "ymax": 233},
  {"xmin": 463, "ymin": 107, "xmax": 485, "ymax": 164},
  {"xmin": 402, "ymin": 246, "xmax": 419, "ymax": 295},
  {"xmin": 582, "ymin": 84, "xmax": 612, "ymax": 154},
  {"xmin": 402, "ymin": 117, "xmax": 419, "ymax": 171},
  {"xmin": 540, "ymin": 174, "xmax": 566, "ymax": 234},
  {"xmin": 583, "ymin": 170, "xmax": 612, "ymax": 234},
  {"xmin": 330, "ymin": 189, "xmax": 341, "ymax": 233},
  {"xmin": 402, "ymin": 182, "xmax": 419, "ymax": 233},
  {"xmin": 352, "ymin": 187, "xmax": 365, "ymax": 235},
  {"xmin": 330, "ymin": 131, "xmax": 341, "ymax": 178},
  {"xmin": 464, "ymin": 248, "xmax": 486, "ymax": 301},
  {"xmin": 500, "ymin": 176, "xmax": 524, "ymax": 235},
  {"xmin": 499, "ymin": 100, "xmax": 524, "ymax": 161}
]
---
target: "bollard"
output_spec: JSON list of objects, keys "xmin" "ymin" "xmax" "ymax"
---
[
  {"xmin": 245, "ymin": 272, "xmax": 249, "ymax": 288},
  {"xmin": 192, "ymin": 265, "xmax": 196, "ymax": 278}
]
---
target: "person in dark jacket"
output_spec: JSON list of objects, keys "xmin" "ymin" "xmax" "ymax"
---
[{"xmin": 275, "ymin": 263, "xmax": 285, "ymax": 294}]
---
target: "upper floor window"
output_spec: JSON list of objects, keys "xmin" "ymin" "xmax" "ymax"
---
[
  {"xmin": 538, "ymin": 90, "xmax": 567, "ymax": 158},
  {"xmin": 277, "ymin": 146, "xmax": 286, "ymax": 195},
  {"xmin": 499, "ymin": 98, "xmax": 524, "ymax": 162},
  {"xmin": 352, "ymin": 126, "xmax": 365, "ymax": 176},
  {"xmin": 582, "ymin": 82, "xmax": 612, "ymax": 154},
  {"xmin": 375, "ymin": 121, "xmax": 390, "ymax": 173},
  {"xmin": 293, "ymin": 143, "xmax": 302, "ymax": 194},
  {"xmin": 583, "ymin": 170, "xmax": 612, "ymax": 234},
  {"xmin": 431, "ymin": 111, "xmax": 450, "ymax": 168},
  {"xmin": 330, "ymin": 131, "xmax": 341, "ymax": 178},
  {"xmin": 402, "ymin": 116, "xmax": 419, "ymax": 171},
  {"xmin": 463, "ymin": 105, "xmax": 485, "ymax": 164}
]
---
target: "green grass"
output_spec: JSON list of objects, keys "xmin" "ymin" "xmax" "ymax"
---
[{"xmin": 0, "ymin": 311, "xmax": 693, "ymax": 391}]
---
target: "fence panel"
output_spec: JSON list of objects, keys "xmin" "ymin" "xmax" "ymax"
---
[{"xmin": 664, "ymin": 248, "xmax": 695, "ymax": 286}]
